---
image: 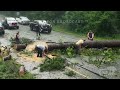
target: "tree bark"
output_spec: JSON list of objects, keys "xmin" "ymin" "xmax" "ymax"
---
[
  {"xmin": 47, "ymin": 40, "xmax": 120, "ymax": 51},
  {"xmin": 14, "ymin": 40, "xmax": 120, "ymax": 51},
  {"xmin": 82, "ymin": 40, "xmax": 120, "ymax": 48},
  {"xmin": 14, "ymin": 44, "xmax": 27, "ymax": 51}
]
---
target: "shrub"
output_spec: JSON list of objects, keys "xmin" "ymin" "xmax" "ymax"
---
[
  {"xmin": 65, "ymin": 71, "xmax": 76, "ymax": 77},
  {"xmin": 40, "ymin": 57, "xmax": 66, "ymax": 72}
]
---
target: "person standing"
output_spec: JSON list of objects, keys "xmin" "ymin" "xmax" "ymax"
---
[
  {"xmin": 75, "ymin": 39, "xmax": 85, "ymax": 54},
  {"xmin": 15, "ymin": 31, "xmax": 20, "ymax": 44},
  {"xmin": 35, "ymin": 24, "xmax": 41, "ymax": 39},
  {"xmin": 87, "ymin": 30, "xmax": 94, "ymax": 41}
]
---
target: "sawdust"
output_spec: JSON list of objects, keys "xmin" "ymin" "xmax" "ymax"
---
[
  {"xmin": 17, "ymin": 53, "xmax": 46, "ymax": 63},
  {"xmin": 25, "ymin": 41, "xmax": 48, "ymax": 52},
  {"xmin": 17, "ymin": 53, "xmax": 56, "ymax": 63}
]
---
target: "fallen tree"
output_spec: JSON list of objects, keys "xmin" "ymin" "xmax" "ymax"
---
[
  {"xmin": 82, "ymin": 40, "xmax": 120, "ymax": 48},
  {"xmin": 14, "ymin": 40, "xmax": 120, "ymax": 51},
  {"xmin": 47, "ymin": 40, "xmax": 120, "ymax": 50},
  {"xmin": 14, "ymin": 44, "xmax": 27, "ymax": 51}
]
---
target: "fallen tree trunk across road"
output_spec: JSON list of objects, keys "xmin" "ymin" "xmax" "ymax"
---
[
  {"xmin": 47, "ymin": 40, "xmax": 120, "ymax": 51},
  {"xmin": 14, "ymin": 44, "xmax": 27, "ymax": 51},
  {"xmin": 82, "ymin": 40, "xmax": 120, "ymax": 48},
  {"xmin": 14, "ymin": 40, "xmax": 120, "ymax": 51}
]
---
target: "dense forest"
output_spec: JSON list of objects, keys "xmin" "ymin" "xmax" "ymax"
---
[{"xmin": 1, "ymin": 11, "xmax": 120, "ymax": 37}]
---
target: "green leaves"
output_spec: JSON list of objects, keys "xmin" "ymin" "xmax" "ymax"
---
[
  {"xmin": 66, "ymin": 46, "xmax": 76, "ymax": 58},
  {"xmin": 40, "ymin": 57, "xmax": 66, "ymax": 72},
  {"xmin": 0, "ymin": 59, "xmax": 34, "ymax": 79}
]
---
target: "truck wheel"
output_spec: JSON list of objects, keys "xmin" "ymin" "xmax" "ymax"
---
[
  {"xmin": 16, "ymin": 26, "xmax": 19, "ymax": 29},
  {"xmin": 48, "ymin": 29, "xmax": 51, "ymax": 34},
  {"xmin": 2, "ymin": 31, "xmax": 5, "ymax": 35}
]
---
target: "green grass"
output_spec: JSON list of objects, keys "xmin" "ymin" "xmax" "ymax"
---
[
  {"xmin": 65, "ymin": 71, "xmax": 76, "ymax": 77},
  {"xmin": 53, "ymin": 25, "xmax": 86, "ymax": 38},
  {"xmin": 0, "ymin": 58, "xmax": 34, "ymax": 79},
  {"xmin": 53, "ymin": 25, "xmax": 120, "ymax": 40}
]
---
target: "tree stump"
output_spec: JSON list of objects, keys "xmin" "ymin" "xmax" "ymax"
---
[
  {"xmin": 14, "ymin": 44, "xmax": 27, "ymax": 51},
  {"xmin": 19, "ymin": 66, "xmax": 25, "ymax": 76}
]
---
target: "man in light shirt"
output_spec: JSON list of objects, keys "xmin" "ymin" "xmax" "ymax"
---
[
  {"xmin": 75, "ymin": 39, "xmax": 85, "ymax": 54},
  {"xmin": 35, "ymin": 45, "xmax": 48, "ymax": 57}
]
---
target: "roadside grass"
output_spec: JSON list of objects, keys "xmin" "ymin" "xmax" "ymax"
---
[
  {"xmin": 53, "ymin": 25, "xmax": 120, "ymax": 40},
  {"xmin": 53, "ymin": 25, "xmax": 86, "ymax": 39},
  {"xmin": 0, "ymin": 58, "xmax": 34, "ymax": 79}
]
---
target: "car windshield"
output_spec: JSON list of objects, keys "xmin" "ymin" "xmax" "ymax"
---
[
  {"xmin": 7, "ymin": 18, "xmax": 16, "ymax": 21},
  {"xmin": 20, "ymin": 17, "xmax": 29, "ymax": 20},
  {"xmin": 36, "ymin": 20, "xmax": 47, "ymax": 24},
  {"xmin": 16, "ymin": 18, "xmax": 20, "ymax": 20}
]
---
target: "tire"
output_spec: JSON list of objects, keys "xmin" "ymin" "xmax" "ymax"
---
[
  {"xmin": 2, "ymin": 31, "xmax": 5, "ymax": 35},
  {"xmin": 4, "ymin": 25, "xmax": 8, "ymax": 29},
  {"xmin": 47, "ymin": 29, "xmax": 51, "ymax": 34},
  {"xmin": 16, "ymin": 26, "xmax": 19, "ymax": 29},
  {"xmin": 8, "ymin": 26, "xmax": 11, "ymax": 30},
  {"xmin": 47, "ymin": 27, "xmax": 52, "ymax": 34}
]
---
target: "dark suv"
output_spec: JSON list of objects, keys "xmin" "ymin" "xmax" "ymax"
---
[{"xmin": 29, "ymin": 20, "xmax": 52, "ymax": 34}]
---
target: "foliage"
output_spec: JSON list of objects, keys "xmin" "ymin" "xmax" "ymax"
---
[
  {"xmin": 50, "ymin": 46, "xmax": 76, "ymax": 58},
  {"xmin": 65, "ymin": 71, "xmax": 76, "ymax": 77},
  {"xmin": 81, "ymin": 48, "xmax": 119, "ymax": 67},
  {"xmin": 0, "ymin": 58, "xmax": 34, "ymax": 79},
  {"xmin": 10, "ymin": 37, "xmax": 33, "ymax": 45},
  {"xmin": 20, "ymin": 37, "xmax": 33, "ymax": 44},
  {"xmin": 66, "ymin": 46, "xmax": 76, "ymax": 58},
  {"xmin": 40, "ymin": 57, "xmax": 66, "ymax": 72}
]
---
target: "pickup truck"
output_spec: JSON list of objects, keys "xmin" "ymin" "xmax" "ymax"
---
[{"xmin": 2, "ymin": 17, "xmax": 19, "ymax": 29}]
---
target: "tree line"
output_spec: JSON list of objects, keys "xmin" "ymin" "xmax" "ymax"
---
[{"xmin": 1, "ymin": 11, "xmax": 120, "ymax": 37}]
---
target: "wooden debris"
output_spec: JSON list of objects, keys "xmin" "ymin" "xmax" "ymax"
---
[{"xmin": 19, "ymin": 66, "xmax": 25, "ymax": 76}]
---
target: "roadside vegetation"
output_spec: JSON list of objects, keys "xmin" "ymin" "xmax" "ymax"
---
[
  {"xmin": 40, "ymin": 57, "xmax": 66, "ymax": 72},
  {"xmin": 0, "ymin": 58, "xmax": 34, "ymax": 79}
]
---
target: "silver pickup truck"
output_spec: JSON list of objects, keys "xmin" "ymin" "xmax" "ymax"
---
[{"xmin": 2, "ymin": 17, "xmax": 19, "ymax": 29}]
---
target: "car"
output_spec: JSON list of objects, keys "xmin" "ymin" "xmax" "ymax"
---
[
  {"xmin": 0, "ymin": 22, "xmax": 5, "ymax": 35},
  {"xmin": 29, "ymin": 20, "xmax": 52, "ymax": 34},
  {"xmin": 19, "ymin": 16, "xmax": 30, "ymax": 25},
  {"xmin": 2, "ymin": 17, "xmax": 19, "ymax": 29},
  {"xmin": 15, "ymin": 18, "xmax": 21, "ymax": 24}
]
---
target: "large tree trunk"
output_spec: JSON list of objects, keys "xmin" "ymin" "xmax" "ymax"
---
[
  {"xmin": 14, "ymin": 44, "xmax": 27, "ymax": 51},
  {"xmin": 47, "ymin": 42, "xmax": 76, "ymax": 51},
  {"xmin": 14, "ymin": 40, "xmax": 120, "ymax": 51},
  {"xmin": 47, "ymin": 40, "xmax": 120, "ymax": 51},
  {"xmin": 82, "ymin": 40, "xmax": 120, "ymax": 48}
]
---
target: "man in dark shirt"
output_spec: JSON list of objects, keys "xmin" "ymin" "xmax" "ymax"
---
[
  {"xmin": 35, "ymin": 24, "xmax": 41, "ymax": 39},
  {"xmin": 87, "ymin": 30, "xmax": 94, "ymax": 41},
  {"xmin": 15, "ymin": 31, "xmax": 20, "ymax": 44}
]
